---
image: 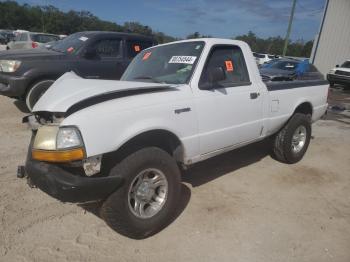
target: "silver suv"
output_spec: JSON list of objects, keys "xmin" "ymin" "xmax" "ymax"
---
[{"xmin": 7, "ymin": 32, "xmax": 60, "ymax": 50}]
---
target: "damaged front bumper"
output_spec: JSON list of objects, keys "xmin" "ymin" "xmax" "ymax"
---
[
  {"xmin": 23, "ymin": 116, "xmax": 123, "ymax": 203},
  {"xmin": 25, "ymin": 158, "xmax": 123, "ymax": 203}
]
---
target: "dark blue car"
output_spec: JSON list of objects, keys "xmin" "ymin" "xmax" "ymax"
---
[{"xmin": 260, "ymin": 59, "xmax": 324, "ymax": 82}]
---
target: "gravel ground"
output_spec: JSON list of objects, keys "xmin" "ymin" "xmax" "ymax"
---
[{"xmin": 0, "ymin": 89, "xmax": 349, "ymax": 262}]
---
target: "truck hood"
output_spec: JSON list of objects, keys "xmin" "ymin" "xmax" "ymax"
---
[
  {"xmin": 33, "ymin": 72, "xmax": 173, "ymax": 114},
  {"xmin": 0, "ymin": 48, "xmax": 65, "ymax": 60}
]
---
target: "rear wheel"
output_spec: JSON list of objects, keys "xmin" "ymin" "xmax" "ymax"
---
[
  {"xmin": 100, "ymin": 147, "xmax": 181, "ymax": 239},
  {"xmin": 25, "ymin": 80, "xmax": 54, "ymax": 111},
  {"xmin": 272, "ymin": 113, "xmax": 311, "ymax": 164}
]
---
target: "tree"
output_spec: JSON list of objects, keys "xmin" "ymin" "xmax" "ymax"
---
[
  {"xmin": 0, "ymin": 1, "xmax": 174, "ymax": 42},
  {"xmin": 235, "ymin": 31, "xmax": 314, "ymax": 57}
]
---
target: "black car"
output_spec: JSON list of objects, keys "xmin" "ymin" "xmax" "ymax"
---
[
  {"xmin": 0, "ymin": 31, "xmax": 156, "ymax": 109},
  {"xmin": 0, "ymin": 31, "xmax": 14, "ymax": 45},
  {"xmin": 260, "ymin": 59, "xmax": 324, "ymax": 82}
]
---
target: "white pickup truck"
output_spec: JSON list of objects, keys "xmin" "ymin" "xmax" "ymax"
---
[{"xmin": 23, "ymin": 38, "xmax": 328, "ymax": 239}]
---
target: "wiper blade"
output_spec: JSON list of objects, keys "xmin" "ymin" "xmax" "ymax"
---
[
  {"xmin": 133, "ymin": 76, "xmax": 161, "ymax": 83},
  {"xmin": 51, "ymin": 48, "xmax": 64, "ymax": 53}
]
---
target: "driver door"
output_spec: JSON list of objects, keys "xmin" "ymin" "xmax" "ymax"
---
[{"xmin": 194, "ymin": 45, "xmax": 264, "ymax": 155}]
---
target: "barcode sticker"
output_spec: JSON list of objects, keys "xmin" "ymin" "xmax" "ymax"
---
[{"xmin": 169, "ymin": 56, "xmax": 197, "ymax": 64}]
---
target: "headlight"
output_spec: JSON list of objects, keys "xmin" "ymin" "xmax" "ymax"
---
[
  {"xmin": 0, "ymin": 60, "xmax": 21, "ymax": 72},
  {"xmin": 57, "ymin": 127, "xmax": 83, "ymax": 149},
  {"xmin": 329, "ymin": 69, "xmax": 336, "ymax": 74},
  {"xmin": 32, "ymin": 126, "xmax": 85, "ymax": 162}
]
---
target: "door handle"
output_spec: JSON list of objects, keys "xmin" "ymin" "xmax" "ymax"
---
[{"xmin": 250, "ymin": 92, "xmax": 260, "ymax": 99}]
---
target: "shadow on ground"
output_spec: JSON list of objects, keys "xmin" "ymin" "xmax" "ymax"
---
[
  {"xmin": 79, "ymin": 183, "xmax": 191, "ymax": 238},
  {"xmin": 79, "ymin": 139, "xmax": 271, "ymax": 238},
  {"xmin": 324, "ymin": 86, "xmax": 350, "ymax": 125},
  {"xmin": 183, "ymin": 139, "xmax": 271, "ymax": 187},
  {"xmin": 13, "ymin": 100, "xmax": 30, "ymax": 113}
]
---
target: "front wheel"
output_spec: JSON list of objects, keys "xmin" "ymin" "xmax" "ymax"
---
[
  {"xmin": 25, "ymin": 80, "xmax": 54, "ymax": 111},
  {"xmin": 272, "ymin": 113, "xmax": 311, "ymax": 164},
  {"xmin": 100, "ymin": 147, "xmax": 181, "ymax": 239}
]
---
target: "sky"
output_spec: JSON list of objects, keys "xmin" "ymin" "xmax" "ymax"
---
[{"xmin": 14, "ymin": 0, "xmax": 326, "ymax": 41}]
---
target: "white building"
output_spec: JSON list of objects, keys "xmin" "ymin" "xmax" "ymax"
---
[{"xmin": 311, "ymin": 0, "xmax": 350, "ymax": 76}]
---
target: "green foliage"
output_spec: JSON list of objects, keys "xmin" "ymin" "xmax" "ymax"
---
[
  {"xmin": 235, "ymin": 31, "xmax": 313, "ymax": 57},
  {"xmin": 186, "ymin": 32, "xmax": 212, "ymax": 39},
  {"xmin": 0, "ymin": 1, "xmax": 176, "ymax": 43}
]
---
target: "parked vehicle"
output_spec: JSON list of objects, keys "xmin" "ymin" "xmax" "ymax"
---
[
  {"xmin": 253, "ymin": 52, "xmax": 271, "ymax": 65},
  {"xmin": 22, "ymin": 38, "xmax": 328, "ymax": 239},
  {"xmin": 0, "ymin": 31, "xmax": 156, "ymax": 110},
  {"xmin": 42, "ymin": 40, "xmax": 61, "ymax": 49},
  {"xmin": 260, "ymin": 58, "xmax": 280, "ymax": 68},
  {"xmin": 0, "ymin": 34, "xmax": 6, "ymax": 45},
  {"xmin": 0, "ymin": 31, "xmax": 15, "ymax": 45},
  {"xmin": 327, "ymin": 60, "xmax": 350, "ymax": 89},
  {"xmin": 7, "ymin": 32, "xmax": 60, "ymax": 50},
  {"xmin": 260, "ymin": 59, "xmax": 324, "ymax": 82}
]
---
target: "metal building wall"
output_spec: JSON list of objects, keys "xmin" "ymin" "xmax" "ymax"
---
[{"xmin": 311, "ymin": 0, "xmax": 350, "ymax": 76}]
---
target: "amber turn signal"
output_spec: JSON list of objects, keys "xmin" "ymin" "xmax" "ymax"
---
[{"xmin": 32, "ymin": 148, "xmax": 84, "ymax": 163}]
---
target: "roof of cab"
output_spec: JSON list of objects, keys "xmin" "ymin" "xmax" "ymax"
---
[
  {"xmin": 152, "ymin": 38, "xmax": 250, "ymax": 48},
  {"xmin": 76, "ymin": 31, "xmax": 155, "ymax": 41}
]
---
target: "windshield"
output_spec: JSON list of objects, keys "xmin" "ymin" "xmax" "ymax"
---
[
  {"xmin": 341, "ymin": 61, "xmax": 350, "ymax": 68},
  {"xmin": 121, "ymin": 41, "xmax": 205, "ymax": 84},
  {"xmin": 51, "ymin": 32, "xmax": 88, "ymax": 54},
  {"xmin": 270, "ymin": 60, "xmax": 299, "ymax": 71}
]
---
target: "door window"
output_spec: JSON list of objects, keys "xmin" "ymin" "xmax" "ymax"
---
[
  {"xmin": 95, "ymin": 39, "xmax": 121, "ymax": 58},
  {"xmin": 126, "ymin": 40, "xmax": 153, "ymax": 58},
  {"xmin": 19, "ymin": 33, "xmax": 28, "ymax": 41},
  {"xmin": 199, "ymin": 46, "xmax": 250, "ymax": 88},
  {"xmin": 31, "ymin": 34, "xmax": 59, "ymax": 43}
]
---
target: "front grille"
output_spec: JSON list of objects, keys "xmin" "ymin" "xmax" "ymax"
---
[{"xmin": 335, "ymin": 70, "xmax": 350, "ymax": 77}]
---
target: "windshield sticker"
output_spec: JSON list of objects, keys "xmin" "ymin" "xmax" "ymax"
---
[
  {"xmin": 142, "ymin": 52, "xmax": 152, "ymax": 60},
  {"xmin": 134, "ymin": 45, "xmax": 141, "ymax": 52},
  {"xmin": 169, "ymin": 56, "xmax": 197, "ymax": 64},
  {"xmin": 79, "ymin": 36, "xmax": 88, "ymax": 41},
  {"xmin": 67, "ymin": 47, "xmax": 74, "ymax": 53},
  {"xmin": 225, "ymin": 60, "xmax": 234, "ymax": 72}
]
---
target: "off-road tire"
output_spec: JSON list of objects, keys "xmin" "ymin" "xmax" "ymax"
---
[
  {"xmin": 272, "ymin": 113, "xmax": 311, "ymax": 164},
  {"xmin": 100, "ymin": 147, "xmax": 181, "ymax": 239},
  {"xmin": 25, "ymin": 79, "xmax": 54, "ymax": 111}
]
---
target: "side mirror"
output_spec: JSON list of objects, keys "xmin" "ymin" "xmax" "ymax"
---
[
  {"xmin": 209, "ymin": 66, "xmax": 226, "ymax": 83},
  {"xmin": 336, "ymin": 64, "xmax": 339, "ymax": 67},
  {"xmin": 84, "ymin": 47, "xmax": 98, "ymax": 59},
  {"xmin": 199, "ymin": 67, "xmax": 226, "ymax": 90}
]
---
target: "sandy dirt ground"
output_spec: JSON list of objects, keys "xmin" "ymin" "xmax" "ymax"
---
[{"xmin": 0, "ymin": 89, "xmax": 350, "ymax": 262}]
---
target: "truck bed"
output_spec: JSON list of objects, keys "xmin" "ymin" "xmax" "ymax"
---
[{"xmin": 266, "ymin": 79, "xmax": 329, "ymax": 91}]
